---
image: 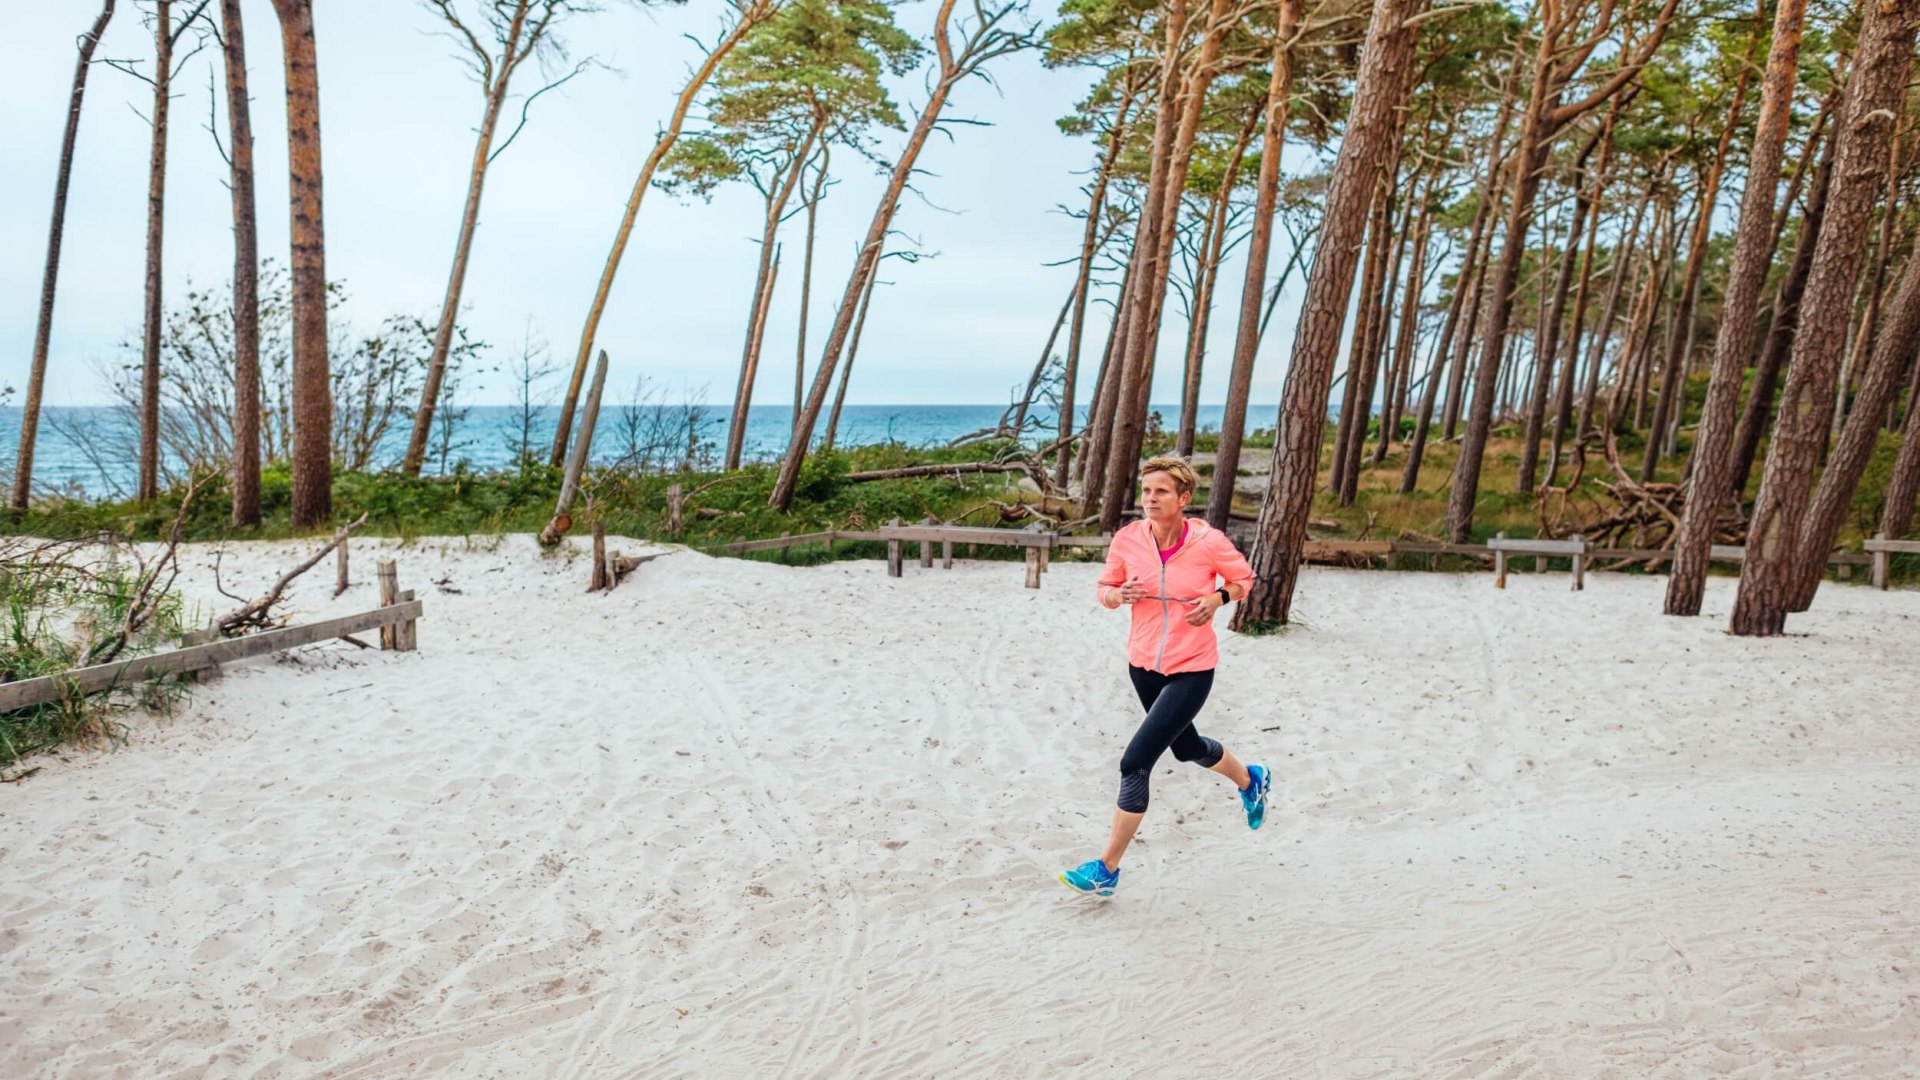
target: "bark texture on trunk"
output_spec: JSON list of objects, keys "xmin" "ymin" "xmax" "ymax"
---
[
  {"xmin": 1730, "ymin": 0, "xmax": 1920, "ymax": 636},
  {"xmin": 1233, "ymin": 0, "xmax": 1425, "ymax": 629},
  {"xmin": 139, "ymin": 0, "xmax": 174, "ymax": 504},
  {"xmin": 1731, "ymin": 129, "xmax": 1836, "ymax": 499},
  {"xmin": 274, "ymin": 0, "xmax": 334, "ymax": 527},
  {"xmin": 1665, "ymin": 0, "xmax": 1807, "ymax": 616},
  {"xmin": 222, "ymin": 0, "xmax": 263, "ymax": 526},
  {"xmin": 1789, "ymin": 248, "xmax": 1920, "ymax": 609},
  {"xmin": 1207, "ymin": 0, "xmax": 1301, "ymax": 528}
]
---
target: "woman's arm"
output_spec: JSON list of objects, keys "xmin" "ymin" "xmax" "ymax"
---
[{"xmin": 1096, "ymin": 532, "xmax": 1129, "ymax": 609}]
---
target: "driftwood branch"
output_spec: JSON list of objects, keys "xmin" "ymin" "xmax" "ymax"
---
[
  {"xmin": 215, "ymin": 514, "xmax": 369, "ymax": 637},
  {"xmin": 84, "ymin": 477, "xmax": 204, "ymax": 665}
]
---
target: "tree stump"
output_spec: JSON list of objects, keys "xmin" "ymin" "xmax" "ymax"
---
[
  {"xmin": 590, "ymin": 521, "xmax": 609, "ymax": 592},
  {"xmin": 666, "ymin": 483, "xmax": 685, "ymax": 537}
]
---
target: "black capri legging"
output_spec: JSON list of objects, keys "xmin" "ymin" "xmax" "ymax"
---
[{"xmin": 1116, "ymin": 665, "xmax": 1222, "ymax": 813}]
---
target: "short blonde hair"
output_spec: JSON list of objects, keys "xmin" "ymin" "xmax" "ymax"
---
[{"xmin": 1140, "ymin": 455, "xmax": 1198, "ymax": 497}]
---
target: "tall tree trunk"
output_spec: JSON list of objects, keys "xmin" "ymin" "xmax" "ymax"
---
[
  {"xmin": 1174, "ymin": 197, "xmax": 1224, "ymax": 458},
  {"xmin": 221, "ymin": 0, "xmax": 262, "ymax": 526},
  {"xmin": 1438, "ymin": 60, "xmax": 1521, "ymax": 444},
  {"xmin": 1013, "ymin": 284, "xmax": 1081, "ymax": 434},
  {"xmin": 1076, "ymin": 248, "xmax": 1137, "ymax": 489},
  {"xmin": 555, "ymin": 0, "xmax": 771, "ymax": 467},
  {"xmin": 1575, "ymin": 196, "xmax": 1646, "ymax": 439},
  {"xmin": 1379, "ymin": 164, "xmax": 1438, "ymax": 463},
  {"xmin": 1549, "ymin": 116, "xmax": 1621, "ymax": 483},
  {"xmin": 13, "ymin": 0, "xmax": 115, "ymax": 512},
  {"xmin": 1880, "ymin": 382, "xmax": 1920, "ymax": 538},
  {"xmin": 1625, "ymin": 207, "xmax": 1678, "ymax": 432},
  {"xmin": 1176, "ymin": 102, "xmax": 1258, "ymax": 458},
  {"xmin": 1058, "ymin": 84, "xmax": 1139, "ymax": 488},
  {"xmin": 1401, "ymin": 202, "xmax": 1475, "ymax": 493},
  {"xmin": 1233, "ymin": 0, "xmax": 1424, "ymax": 629},
  {"xmin": 725, "ymin": 125, "xmax": 820, "ymax": 470},
  {"xmin": 1520, "ymin": 124, "xmax": 1605, "ymax": 491},
  {"xmin": 1518, "ymin": 183, "xmax": 1588, "ymax": 489},
  {"xmin": 1338, "ymin": 177, "xmax": 1401, "ymax": 504},
  {"xmin": 138, "ymin": 0, "xmax": 175, "ymax": 504},
  {"xmin": 1641, "ymin": 49, "xmax": 1755, "ymax": 483},
  {"xmin": 1081, "ymin": 13, "xmax": 1185, "ymax": 523},
  {"xmin": 769, "ymin": 0, "xmax": 1021, "ymax": 511},
  {"xmin": 1730, "ymin": 0, "xmax": 1920, "ymax": 637},
  {"xmin": 403, "ymin": 0, "xmax": 531, "ymax": 476},
  {"xmin": 1331, "ymin": 178, "xmax": 1392, "ymax": 496},
  {"xmin": 1666, "ymin": 0, "xmax": 1807, "ymax": 615},
  {"xmin": 1207, "ymin": 0, "xmax": 1301, "ymax": 527},
  {"xmin": 1444, "ymin": 0, "xmax": 1680, "ymax": 540},
  {"xmin": 824, "ymin": 243, "xmax": 881, "ymax": 451},
  {"xmin": 272, "ymin": 0, "xmax": 333, "ymax": 527},
  {"xmin": 1731, "ymin": 128, "xmax": 1837, "ymax": 498},
  {"xmin": 1098, "ymin": 0, "xmax": 1235, "ymax": 530},
  {"xmin": 1834, "ymin": 147, "xmax": 1904, "ymax": 441},
  {"xmin": 792, "ymin": 145, "xmax": 830, "ymax": 442},
  {"xmin": 1376, "ymin": 195, "xmax": 1431, "ymax": 464},
  {"xmin": 1790, "ymin": 249, "xmax": 1920, "ymax": 609}
]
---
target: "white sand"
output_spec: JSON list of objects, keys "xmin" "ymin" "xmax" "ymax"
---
[{"xmin": 2, "ymin": 535, "xmax": 1917, "ymax": 1078}]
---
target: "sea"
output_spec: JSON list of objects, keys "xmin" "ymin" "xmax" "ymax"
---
[{"xmin": 0, "ymin": 403, "xmax": 1273, "ymax": 500}]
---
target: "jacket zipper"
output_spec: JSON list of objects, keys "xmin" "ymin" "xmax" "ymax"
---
[{"xmin": 1153, "ymin": 522, "xmax": 1199, "ymax": 672}]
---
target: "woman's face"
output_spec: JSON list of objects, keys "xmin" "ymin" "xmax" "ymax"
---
[{"xmin": 1139, "ymin": 471, "xmax": 1191, "ymax": 521}]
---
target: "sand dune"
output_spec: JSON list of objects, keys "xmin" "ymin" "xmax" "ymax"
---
[{"xmin": 2, "ymin": 535, "xmax": 1916, "ymax": 1077}]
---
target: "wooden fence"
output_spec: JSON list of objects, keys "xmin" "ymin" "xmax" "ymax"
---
[
  {"xmin": 0, "ymin": 572, "xmax": 425, "ymax": 715},
  {"xmin": 712, "ymin": 519, "xmax": 1878, "ymax": 590}
]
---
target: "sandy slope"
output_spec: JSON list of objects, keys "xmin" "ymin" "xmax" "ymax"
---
[{"xmin": 2, "ymin": 535, "xmax": 1916, "ymax": 1078}]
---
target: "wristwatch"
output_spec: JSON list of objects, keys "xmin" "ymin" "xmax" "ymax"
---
[{"xmin": 1216, "ymin": 587, "xmax": 1232, "ymax": 605}]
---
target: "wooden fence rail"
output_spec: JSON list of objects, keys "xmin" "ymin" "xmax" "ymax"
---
[
  {"xmin": 0, "ymin": 600, "xmax": 425, "ymax": 714},
  {"xmin": 713, "ymin": 523, "xmax": 1882, "ymax": 590}
]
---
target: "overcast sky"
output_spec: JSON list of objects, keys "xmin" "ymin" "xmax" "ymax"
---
[{"xmin": 2, "ymin": 0, "xmax": 1314, "ymax": 408}]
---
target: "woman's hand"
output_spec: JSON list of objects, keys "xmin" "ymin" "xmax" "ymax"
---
[
  {"xmin": 1183, "ymin": 593, "xmax": 1224, "ymax": 625},
  {"xmin": 1111, "ymin": 577, "xmax": 1150, "ymax": 605}
]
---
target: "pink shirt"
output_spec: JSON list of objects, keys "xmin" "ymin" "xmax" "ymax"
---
[
  {"xmin": 1158, "ymin": 520, "xmax": 1189, "ymax": 563},
  {"xmin": 1098, "ymin": 518, "xmax": 1255, "ymax": 674}
]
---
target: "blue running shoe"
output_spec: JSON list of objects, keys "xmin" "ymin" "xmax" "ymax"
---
[
  {"xmin": 1240, "ymin": 763, "xmax": 1271, "ymax": 830},
  {"xmin": 1058, "ymin": 859, "xmax": 1120, "ymax": 896}
]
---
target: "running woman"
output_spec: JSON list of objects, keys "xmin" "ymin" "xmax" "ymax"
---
[{"xmin": 1059, "ymin": 456, "xmax": 1269, "ymax": 896}]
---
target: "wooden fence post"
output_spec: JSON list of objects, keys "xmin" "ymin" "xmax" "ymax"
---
[
  {"xmin": 398, "ymin": 590, "xmax": 418, "ymax": 651},
  {"xmin": 335, "ymin": 538, "xmax": 350, "ymax": 597},
  {"xmin": 942, "ymin": 532, "xmax": 954, "ymax": 570},
  {"xmin": 827, "ymin": 529, "xmax": 837, "ymax": 560},
  {"xmin": 1571, "ymin": 541, "xmax": 1586, "ymax": 592},
  {"xmin": 666, "ymin": 483, "xmax": 685, "ymax": 537},
  {"xmin": 590, "ymin": 521, "xmax": 608, "ymax": 592},
  {"xmin": 1873, "ymin": 532, "xmax": 1890, "ymax": 590},
  {"xmin": 378, "ymin": 560, "xmax": 399, "ymax": 649},
  {"xmin": 1493, "ymin": 532, "xmax": 1508, "ymax": 589},
  {"xmin": 887, "ymin": 517, "xmax": 903, "ymax": 578},
  {"xmin": 920, "ymin": 516, "xmax": 934, "ymax": 568},
  {"xmin": 1024, "ymin": 545, "xmax": 1041, "ymax": 589}
]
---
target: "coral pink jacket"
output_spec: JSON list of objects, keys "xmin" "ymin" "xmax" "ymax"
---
[{"xmin": 1097, "ymin": 518, "xmax": 1254, "ymax": 674}]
